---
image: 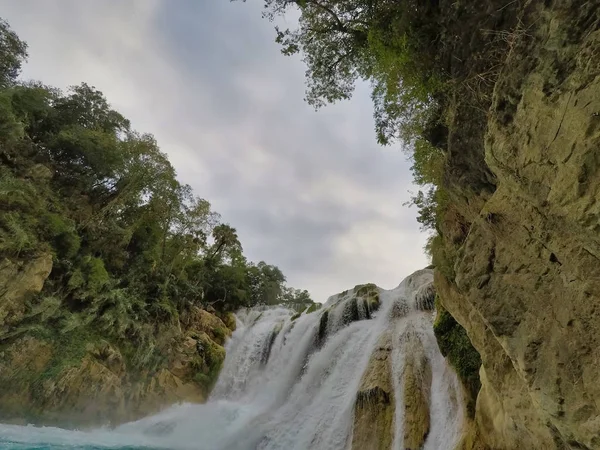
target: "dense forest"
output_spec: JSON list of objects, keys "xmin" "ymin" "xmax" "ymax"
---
[{"xmin": 0, "ymin": 18, "xmax": 315, "ymax": 422}]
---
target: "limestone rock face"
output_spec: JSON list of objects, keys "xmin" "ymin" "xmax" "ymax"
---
[
  {"xmin": 351, "ymin": 317, "xmax": 437, "ymax": 450},
  {"xmin": 352, "ymin": 333, "xmax": 394, "ymax": 450},
  {"xmin": 401, "ymin": 331, "xmax": 432, "ymax": 450},
  {"xmin": 185, "ymin": 306, "xmax": 232, "ymax": 346},
  {"xmin": 438, "ymin": 2, "xmax": 600, "ymax": 448},
  {"xmin": 0, "ymin": 307, "xmax": 229, "ymax": 427}
]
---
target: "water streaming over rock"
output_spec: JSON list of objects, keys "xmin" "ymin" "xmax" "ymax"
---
[{"xmin": 0, "ymin": 269, "xmax": 464, "ymax": 450}]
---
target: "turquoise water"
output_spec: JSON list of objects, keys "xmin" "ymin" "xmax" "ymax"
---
[
  {"xmin": 0, "ymin": 424, "xmax": 157, "ymax": 450},
  {"xmin": 0, "ymin": 445, "xmax": 149, "ymax": 450}
]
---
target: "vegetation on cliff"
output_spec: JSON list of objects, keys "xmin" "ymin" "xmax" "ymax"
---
[
  {"xmin": 247, "ymin": 1, "xmax": 600, "ymax": 448},
  {"xmin": 433, "ymin": 298, "xmax": 481, "ymax": 418},
  {"xmin": 0, "ymin": 19, "xmax": 314, "ymax": 425}
]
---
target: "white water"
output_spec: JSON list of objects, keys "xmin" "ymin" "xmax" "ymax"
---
[{"xmin": 0, "ymin": 269, "xmax": 464, "ymax": 450}]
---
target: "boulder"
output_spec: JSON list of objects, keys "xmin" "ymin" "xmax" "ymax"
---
[{"xmin": 352, "ymin": 333, "xmax": 394, "ymax": 450}]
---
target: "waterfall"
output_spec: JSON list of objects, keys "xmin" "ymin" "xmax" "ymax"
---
[{"xmin": 0, "ymin": 269, "xmax": 464, "ymax": 450}]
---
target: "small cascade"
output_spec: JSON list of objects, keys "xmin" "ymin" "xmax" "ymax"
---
[{"xmin": 0, "ymin": 268, "xmax": 464, "ymax": 450}]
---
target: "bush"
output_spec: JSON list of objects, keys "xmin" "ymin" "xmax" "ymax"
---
[
  {"xmin": 42, "ymin": 213, "xmax": 80, "ymax": 258},
  {"xmin": 212, "ymin": 326, "xmax": 227, "ymax": 344},
  {"xmin": 0, "ymin": 211, "xmax": 36, "ymax": 254},
  {"xmin": 306, "ymin": 303, "xmax": 320, "ymax": 314},
  {"xmin": 0, "ymin": 91, "xmax": 24, "ymax": 143},
  {"xmin": 83, "ymin": 257, "xmax": 110, "ymax": 293}
]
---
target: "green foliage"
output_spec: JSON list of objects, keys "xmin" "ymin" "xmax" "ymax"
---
[
  {"xmin": 212, "ymin": 326, "xmax": 228, "ymax": 344},
  {"xmin": 411, "ymin": 139, "xmax": 445, "ymax": 186},
  {"xmin": 0, "ymin": 19, "xmax": 27, "ymax": 85},
  {"xmin": 241, "ymin": 0, "xmax": 443, "ymax": 146},
  {"xmin": 0, "ymin": 212, "xmax": 36, "ymax": 255},
  {"xmin": 29, "ymin": 327, "xmax": 94, "ymax": 397},
  {"xmin": 433, "ymin": 297, "xmax": 481, "ymax": 418},
  {"xmin": 430, "ymin": 233, "xmax": 458, "ymax": 281},
  {"xmin": 192, "ymin": 334, "xmax": 226, "ymax": 393},
  {"xmin": 0, "ymin": 18, "xmax": 313, "ymax": 395},
  {"xmin": 42, "ymin": 213, "xmax": 80, "ymax": 258},
  {"xmin": 82, "ymin": 257, "xmax": 110, "ymax": 293},
  {"xmin": 193, "ymin": 373, "xmax": 213, "ymax": 390},
  {"xmin": 306, "ymin": 303, "xmax": 320, "ymax": 314},
  {"xmin": 0, "ymin": 90, "xmax": 24, "ymax": 142},
  {"xmin": 0, "ymin": 168, "xmax": 37, "ymax": 209}
]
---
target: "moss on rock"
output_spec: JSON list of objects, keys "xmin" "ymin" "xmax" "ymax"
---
[
  {"xmin": 351, "ymin": 333, "xmax": 394, "ymax": 450},
  {"xmin": 306, "ymin": 303, "xmax": 320, "ymax": 314},
  {"xmin": 402, "ymin": 335, "xmax": 432, "ymax": 450},
  {"xmin": 433, "ymin": 296, "xmax": 481, "ymax": 417},
  {"xmin": 219, "ymin": 312, "xmax": 237, "ymax": 332},
  {"xmin": 354, "ymin": 283, "xmax": 380, "ymax": 316}
]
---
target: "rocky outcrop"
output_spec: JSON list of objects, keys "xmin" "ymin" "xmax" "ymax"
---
[
  {"xmin": 437, "ymin": 275, "xmax": 557, "ymax": 450},
  {"xmin": 184, "ymin": 307, "xmax": 232, "ymax": 346},
  {"xmin": 401, "ymin": 330, "xmax": 432, "ymax": 450},
  {"xmin": 352, "ymin": 333, "xmax": 394, "ymax": 450},
  {"xmin": 0, "ymin": 327, "xmax": 226, "ymax": 427},
  {"xmin": 351, "ymin": 315, "xmax": 437, "ymax": 450},
  {"xmin": 0, "ymin": 258, "xmax": 233, "ymax": 427},
  {"xmin": 436, "ymin": 2, "xmax": 600, "ymax": 448}
]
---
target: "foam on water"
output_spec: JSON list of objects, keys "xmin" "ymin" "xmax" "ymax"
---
[{"xmin": 0, "ymin": 269, "xmax": 464, "ymax": 450}]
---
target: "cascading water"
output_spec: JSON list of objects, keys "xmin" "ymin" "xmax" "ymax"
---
[{"xmin": 0, "ymin": 269, "xmax": 464, "ymax": 450}]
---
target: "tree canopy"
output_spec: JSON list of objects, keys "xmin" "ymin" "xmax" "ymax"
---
[
  {"xmin": 0, "ymin": 18, "xmax": 315, "ymax": 368},
  {"xmin": 239, "ymin": 0, "xmax": 442, "ymax": 145}
]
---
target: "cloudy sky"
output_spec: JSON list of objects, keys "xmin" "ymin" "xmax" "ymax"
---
[{"xmin": 1, "ymin": 0, "xmax": 429, "ymax": 302}]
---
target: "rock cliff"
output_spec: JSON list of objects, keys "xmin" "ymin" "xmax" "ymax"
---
[
  {"xmin": 0, "ymin": 255, "xmax": 235, "ymax": 427},
  {"xmin": 434, "ymin": 2, "xmax": 600, "ymax": 449}
]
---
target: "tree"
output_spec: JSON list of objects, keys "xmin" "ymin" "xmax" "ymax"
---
[
  {"xmin": 246, "ymin": 261, "xmax": 286, "ymax": 305},
  {"xmin": 0, "ymin": 18, "xmax": 319, "ymax": 393},
  {"xmin": 236, "ymin": 0, "xmax": 441, "ymax": 145},
  {"xmin": 280, "ymin": 286, "xmax": 313, "ymax": 305},
  {"xmin": 208, "ymin": 224, "xmax": 242, "ymax": 264},
  {"xmin": 0, "ymin": 19, "xmax": 27, "ymax": 86}
]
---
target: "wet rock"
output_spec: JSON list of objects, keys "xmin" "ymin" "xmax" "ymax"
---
[
  {"xmin": 435, "ymin": 2, "xmax": 600, "ymax": 448},
  {"xmin": 401, "ymin": 331, "xmax": 432, "ymax": 450},
  {"xmin": 352, "ymin": 333, "xmax": 394, "ymax": 450}
]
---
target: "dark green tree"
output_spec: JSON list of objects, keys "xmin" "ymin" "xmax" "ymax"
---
[
  {"xmin": 0, "ymin": 18, "xmax": 27, "ymax": 86},
  {"xmin": 236, "ymin": 0, "xmax": 441, "ymax": 145}
]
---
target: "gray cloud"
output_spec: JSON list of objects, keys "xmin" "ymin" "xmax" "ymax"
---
[{"xmin": 0, "ymin": 0, "xmax": 429, "ymax": 302}]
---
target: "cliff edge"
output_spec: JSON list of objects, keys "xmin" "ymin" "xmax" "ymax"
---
[{"xmin": 434, "ymin": 2, "xmax": 600, "ymax": 449}]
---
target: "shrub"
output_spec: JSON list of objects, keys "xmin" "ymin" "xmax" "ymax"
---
[
  {"xmin": 42, "ymin": 213, "xmax": 80, "ymax": 259},
  {"xmin": 306, "ymin": 303, "xmax": 320, "ymax": 314},
  {"xmin": 212, "ymin": 326, "xmax": 227, "ymax": 344},
  {"xmin": 0, "ymin": 211, "xmax": 36, "ymax": 254},
  {"xmin": 83, "ymin": 257, "xmax": 109, "ymax": 293}
]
